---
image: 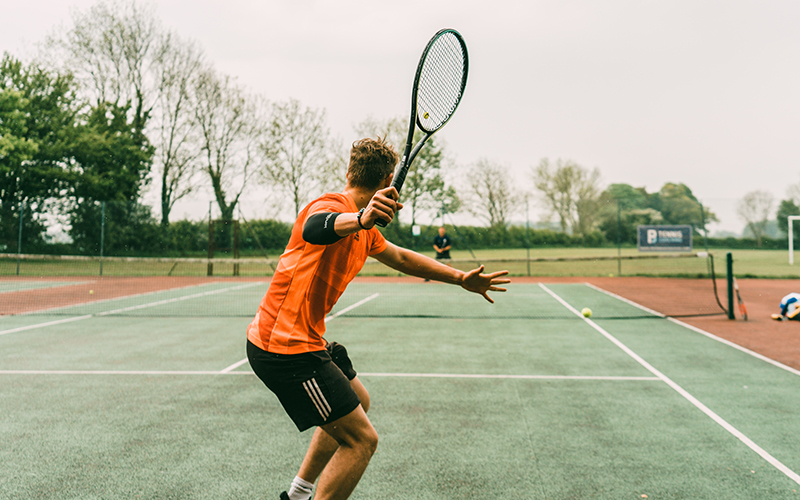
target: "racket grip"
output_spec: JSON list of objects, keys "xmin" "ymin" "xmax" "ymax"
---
[
  {"xmin": 392, "ymin": 166, "xmax": 408, "ymax": 193},
  {"xmin": 374, "ymin": 175, "xmax": 405, "ymax": 228}
]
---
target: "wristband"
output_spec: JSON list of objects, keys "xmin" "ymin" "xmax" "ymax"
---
[{"xmin": 357, "ymin": 208, "xmax": 368, "ymax": 230}]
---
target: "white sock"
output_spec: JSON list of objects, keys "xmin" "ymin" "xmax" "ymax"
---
[{"xmin": 287, "ymin": 476, "xmax": 314, "ymax": 500}]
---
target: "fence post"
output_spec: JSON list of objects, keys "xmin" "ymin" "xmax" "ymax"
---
[
  {"xmin": 616, "ymin": 200, "xmax": 622, "ymax": 276},
  {"xmin": 99, "ymin": 201, "xmax": 106, "ymax": 276},
  {"xmin": 525, "ymin": 198, "xmax": 531, "ymax": 277},
  {"xmin": 16, "ymin": 200, "xmax": 24, "ymax": 276}
]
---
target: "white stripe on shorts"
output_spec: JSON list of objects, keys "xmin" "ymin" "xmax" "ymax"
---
[{"xmin": 303, "ymin": 378, "xmax": 331, "ymax": 420}]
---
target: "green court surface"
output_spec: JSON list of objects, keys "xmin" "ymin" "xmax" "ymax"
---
[{"xmin": 2, "ymin": 282, "xmax": 799, "ymax": 499}]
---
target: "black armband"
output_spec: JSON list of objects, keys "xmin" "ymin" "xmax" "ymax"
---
[{"xmin": 303, "ymin": 212, "xmax": 344, "ymax": 245}]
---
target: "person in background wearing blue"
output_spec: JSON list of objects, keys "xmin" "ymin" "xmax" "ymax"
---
[
  {"xmin": 773, "ymin": 292, "xmax": 800, "ymax": 321},
  {"xmin": 433, "ymin": 226, "xmax": 452, "ymax": 262}
]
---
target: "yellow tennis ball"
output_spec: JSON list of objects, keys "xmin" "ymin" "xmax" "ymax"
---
[
  {"xmin": 581, "ymin": 307, "xmax": 592, "ymax": 318},
  {"xmin": 89, "ymin": 289, "xmax": 94, "ymax": 295}
]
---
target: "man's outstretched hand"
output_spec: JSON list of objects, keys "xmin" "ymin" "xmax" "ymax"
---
[{"xmin": 460, "ymin": 265, "xmax": 511, "ymax": 303}]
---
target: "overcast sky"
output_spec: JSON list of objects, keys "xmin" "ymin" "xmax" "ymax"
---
[{"xmin": 3, "ymin": 0, "xmax": 799, "ymax": 233}]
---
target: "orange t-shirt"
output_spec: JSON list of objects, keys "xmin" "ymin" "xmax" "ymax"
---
[{"xmin": 247, "ymin": 192, "xmax": 388, "ymax": 354}]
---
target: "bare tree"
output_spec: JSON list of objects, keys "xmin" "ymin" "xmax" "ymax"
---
[
  {"xmin": 786, "ymin": 180, "xmax": 800, "ymax": 206},
  {"xmin": 574, "ymin": 168, "xmax": 603, "ymax": 235},
  {"xmin": 465, "ymin": 158, "xmax": 516, "ymax": 228},
  {"xmin": 152, "ymin": 32, "xmax": 203, "ymax": 226},
  {"xmin": 532, "ymin": 158, "xmax": 602, "ymax": 235},
  {"xmin": 737, "ymin": 190, "xmax": 774, "ymax": 246},
  {"xmin": 45, "ymin": 0, "xmax": 210, "ymax": 226},
  {"xmin": 194, "ymin": 67, "xmax": 262, "ymax": 222},
  {"xmin": 260, "ymin": 99, "xmax": 342, "ymax": 216},
  {"xmin": 46, "ymin": 0, "xmax": 161, "ymax": 133}
]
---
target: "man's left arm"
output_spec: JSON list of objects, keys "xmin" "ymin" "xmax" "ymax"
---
[{"xmin": 373, "ymin": 242, "xmax": 509, "ymax": 303}]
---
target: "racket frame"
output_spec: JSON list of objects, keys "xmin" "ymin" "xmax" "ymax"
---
[{"xmin": 375, "ymin": 28, "xmax": 468, "ymax": 227}]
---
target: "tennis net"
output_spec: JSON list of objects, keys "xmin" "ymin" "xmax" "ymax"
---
[{"xmin": 0, "ymin": 252, "xmax": 730, "ymax": 319}]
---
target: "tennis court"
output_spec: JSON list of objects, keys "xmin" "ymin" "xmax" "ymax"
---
[{"xmin": 2, "ymin": 277, "xmax": 799, "ymax": 499}]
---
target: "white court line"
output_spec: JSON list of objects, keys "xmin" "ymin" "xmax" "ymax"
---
[
  {"xmin": 220, "ymin": 357, "xmax": 250, "ymax": 373},
  {"xmin": 0, "ymin": 282, "xmax": 265, "ymax": 337},
  {"xmin": 0, "ymin": 369, "xmax": 656, "ymax": 380},
  {"xmin": 585, "ymin": 282, "xmax": 800, "ymax": 378},
  {"xmin": 325, "ymin": 293, "xmax": 380, "ymax": 322},
  {"xmin": 0, "ymin": 370, "xmax": 231, "ymax": 375},
  {"xmin": 17, "ymin": 281, "xmax": 219, "ymax": 316},
  {"xmin": 219, "ymin": 292, "xmax": 381, "ymax": 373},
  {"xmin": 359, "ymin": 372, "xmax": 658, "ymax": 381},
  {"xmin": 0, "ymin": 315, "xmax": 93, "ymax": 336},
  {"xmin": 94, "ymin": 281, "xmax": 265, "ymax": 316},
  {"xmin": 540, "ymin": 282, "xmax": 800, "ymax": 487}
]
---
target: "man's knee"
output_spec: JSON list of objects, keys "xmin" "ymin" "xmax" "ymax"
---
[
  {"xmin": 362, "ymin": 426, "xmax": 378, "ymax": 455},
  {"xmin": 349, "ymin": 421, "xmax": 378, "ymax": 457},
  {"xmin": 322, "ymin": 407, "xmax": 378, "ymax": 456}
]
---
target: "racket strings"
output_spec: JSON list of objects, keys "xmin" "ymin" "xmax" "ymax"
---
[{"xmin": 417, "ymin": 33, "xmax": 466, "ymax": 132}]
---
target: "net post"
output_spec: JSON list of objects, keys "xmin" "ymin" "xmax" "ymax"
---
[{"xmin": 726, "ymin": 252, "xmax": 735, "ymax": 320}]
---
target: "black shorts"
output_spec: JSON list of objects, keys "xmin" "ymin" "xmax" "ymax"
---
[{"xmin": 247, "ymin": 340, "xmax": 360, "ymax": 432}]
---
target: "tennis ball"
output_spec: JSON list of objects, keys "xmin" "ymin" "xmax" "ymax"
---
[
  {"xmin": 581, "ymin": 307, "xmax": 592, "ymax": 318},
  {"xmin": 89, "ymin": 289, "xmax": 94, "ymax": 295}
]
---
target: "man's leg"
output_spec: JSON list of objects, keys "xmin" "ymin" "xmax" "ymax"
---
[
  {"xmin": 295, "ymin": 377, "xmax": 371, "ymax": 487},
  {"xmin": 312, "ymin": 404, "xmax": 378, "ymax": 500}
]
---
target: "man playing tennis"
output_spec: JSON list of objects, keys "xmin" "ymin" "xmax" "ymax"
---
[{"xmin": 247, "ymin": 137, "xmax": 509, "ymax": 500}]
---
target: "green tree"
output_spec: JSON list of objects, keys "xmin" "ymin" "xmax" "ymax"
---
[
  {"xmin": 68, "ymin": 102, "xmax": 155, "ymax": 253},
  {"xmin": 0, "ymin": 54, "xmax": 79, "ymax": 250},
  {"xmin": 656, "ymin": 183, "xmax": 716, "ymax": 227},
  {"xmin": 776, "ymin": 199, "xmax": 800, "ymax": 244},
  {"xmin": 46, "ymin": 1, "xmax": 207, "ymax": 228},
  {"xmin": 603, "ymin": 183, "xmax": 648, "ymax": 210},
  {"xmin": 597, "ymin": 182, "xmax": 717, "ymax": 244}
]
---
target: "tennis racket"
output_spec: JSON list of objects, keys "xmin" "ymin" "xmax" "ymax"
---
[
  {"xmin": 733, "ymin": 278, "xmax": 748, "ymax": 321},
  {"xmin": 375, "ymin": 28, "xmax": 469, "ymax": 227}
]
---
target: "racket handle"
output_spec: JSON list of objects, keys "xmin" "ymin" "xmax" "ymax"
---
[
  {"xmin": 391, "ymin": 164, "xmax": 409, "ymax": 193},
  {"xmin": 373, "ymin": 165, "xmax": 408, "ymax": 228}
]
